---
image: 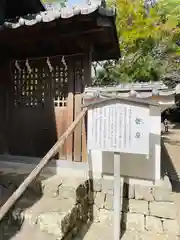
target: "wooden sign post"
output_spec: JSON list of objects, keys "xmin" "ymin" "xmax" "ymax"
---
[
  {"xmin": 86, "ymin": 98, "xmax": 152, "ymax": 240},
  {"xmin": 114, "ymin": 152, "xmax": 121, "ymax": 239}
]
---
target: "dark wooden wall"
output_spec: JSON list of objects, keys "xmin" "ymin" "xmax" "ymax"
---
[
  {"xmin": 0, "ymin": 53, "xmax": 91, "ymax": 161},
  {"xmin": 0, "ymin": 62, "xmax": 10, "ymax": 154},
  {"xmin": 5, "ymin": 55, "xmax": 87, "ymax": 161}
]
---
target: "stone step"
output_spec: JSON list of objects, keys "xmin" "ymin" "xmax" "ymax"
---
[
  {"xmin": 14, "ymin": 196, "xmax": 77, "ymax": 238},
  {"xmin": 0, "ymin": 172, "xmax": 89, "ymax": 198},
  {"xmin": 73, "ymin": 222, "xmax": 180, "ymax": 240},
  {"xmin": 0, "ymin": 175, "xmax": 92, "ymax": 240},
  {"xmin": 3, "ymin": 223, "xmax": 56, "ymax": 240}
]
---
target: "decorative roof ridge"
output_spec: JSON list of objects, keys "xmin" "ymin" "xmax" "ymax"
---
[{"xmin": 2, "ymin": 4, "xmax": 115, "ymax": 30}]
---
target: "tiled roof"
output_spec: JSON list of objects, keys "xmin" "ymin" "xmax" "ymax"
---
[
  {"xmin": 3, "ymin": 4, "xmax": 115, "ymax": 29},
  {"xmin": 83, "ymin": 96, "xmax": 160, "ymax": 108}
]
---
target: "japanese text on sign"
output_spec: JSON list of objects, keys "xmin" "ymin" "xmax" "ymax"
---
[{"xmin": 87, "ymin": 102, "xmax": 149, "ymax": 154}]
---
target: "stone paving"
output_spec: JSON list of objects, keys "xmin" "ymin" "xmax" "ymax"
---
[
  {"xmin": 1, "ymin": 174, "xmax": 180, "ymax": 239},
  {"xmin": 162, "ymin": 123, "xmax": 180, "ymax": 182},
  {"xmin": 74, "ymin": 223, "xmax": 180, "ymax": 240},
  {"xmin": 161, "ymin": 124, "xmax": 180, "ymax": 239},
  {"xmin": 7, "ymin": 223, "xmax": 56, "ymax": 240}
]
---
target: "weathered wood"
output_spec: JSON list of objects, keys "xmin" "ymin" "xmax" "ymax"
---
[
  {"xmin": 0, "ymin": 16, "xmax": 98, "ymax": 42},
  {"xmin": 0, "ymin": 28, "xmax": 105, "ymax": 45},
  {"xmin": 73, "ymin": 60, "xmax": 83, "ymax": 162},
  {"xmin": 73, "ymin": 97, "xmax": 82, "ymax": 162},
  {"xmin": 81, "ymin": 49, "xmax": 92, "ymax": 162},
  {"xmin": 66, "ymin": 59, "xmax": 74, "ymax": 161},
  {"xmin": 113, "ymin": 152, "xmax": 121, "ymax": 240},
  {"xmin": 81, "ymin": 116, "xmax": 87, "ymax": 162},
  {"xmin": 0, "ymin": 108, "xmax": 87, "ymax": 221},
  {"xmin": 55, "ymin": 107, "xmax": 67, "ymax": 159},
  {"xmin": 83, "ymin": 47, "xmax": 92, "ymax": 86}
]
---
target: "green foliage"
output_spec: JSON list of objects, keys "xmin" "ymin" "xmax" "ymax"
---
[{"xmin": 94, "ymin": 0, "xmax": 180, "ymax": 86}]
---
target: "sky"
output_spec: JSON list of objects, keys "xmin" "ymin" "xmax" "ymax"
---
[
  {"xmin": 67, "ymin": 0, "xmax": 86, "ymax": 6},
  {"xmin": 42, "ymin": 0, "xmax": 88, "ymax": 7},
  {"xmin": 66, "ymin": 0, "xmax": 89, "ymax": 7}
]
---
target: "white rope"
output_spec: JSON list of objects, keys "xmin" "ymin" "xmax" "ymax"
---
[
  {"xmin": 15, "ymin": 60, "xmax": 21, "ymax": 72},
  {"xmin": 61, "ymin": 56, "xmax": 67, "ymax": 70},
  {"xmin": 25, "ymin": 59, "xmax": 32, "ymax": 73},
  {"xmin": 47, "ymin": 57, "xmax": 53, "ymax": 72},
  {"xmin": 11, "ymin": 53, "xmax": 83, "ymax": 64}
]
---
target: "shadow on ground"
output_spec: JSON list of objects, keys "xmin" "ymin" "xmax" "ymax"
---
[
  {"xmin": 0, "ymin": 174, "xmax": 44, "ymax": 240},
  {"xmin": 0, "ymin": 155, "xmax": 57, "ymax": 240},
  {"xmin": 120, "ymin": 180, "xmax": 130, "ymax": 239},
  {"xmin": 163, "ymin": 137, "xmax": 180, "ymax": 146},
  {"xmin": 161, "ymin": 125, "xmax": 180, "ymax": 193}
]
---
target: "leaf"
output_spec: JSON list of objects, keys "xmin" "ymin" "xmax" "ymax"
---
[{"xmin": 94, "ymin": 0, "xmax": 180, "ymax": 85}]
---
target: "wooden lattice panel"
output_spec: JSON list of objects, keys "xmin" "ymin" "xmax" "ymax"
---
[
  {"xmin": 11, "ymin": 58, "xmax": 69, "ymax": 108},
  {"xmin": 51, "ymin": 63, "xmax": 68, "ymax": 107},
  {"xmin": 13, "ymin": 65, "xmax": 46, "ymax": 108}
]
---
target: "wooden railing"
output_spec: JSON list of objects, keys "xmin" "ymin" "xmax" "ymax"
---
[{"xmin": 0, "ymin": 107, "xmax": 87, "ymax": 221}]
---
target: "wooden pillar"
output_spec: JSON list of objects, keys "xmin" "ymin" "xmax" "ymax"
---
[
  {"xmin": 82, "ymin": 49, "xmax": 92, "ymax": 162},
  {"xmin": 66, "ymin": 59, "xmax": 74, "ymax": 161},
  {"xmin": 83, "ymin": 49, "xmax": 92, "ymax": 86},
  {"xmin": 73, "ymin": 49, "xmax": 92, "ymax": 162},
  {"xmin": 73, "ymin": 59, "xmax": 83, "ymax": 162},
  {"xmin": 0, "ymin": 61, "xmax": 11, "ymax": 154}
]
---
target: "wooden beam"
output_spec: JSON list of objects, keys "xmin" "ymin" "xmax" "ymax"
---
[
  {"xmin": 2, "ymin": 14, "xmax": 95, "ymax": 41},
  {"xmin": 1, "ymin": 29, "xmax": 105, "ymax": 59},
  {"xmin": 4, "ymin": 42, "xmax": 84, "ymax": 61},
  {"xmin": 0, "ymin": 28, "xmax": 105, "ymax": 45}
]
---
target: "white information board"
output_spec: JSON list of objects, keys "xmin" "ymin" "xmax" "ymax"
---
[{"xmin": 87, "ymin": 102, "xmax": 150, "ymax": 155}]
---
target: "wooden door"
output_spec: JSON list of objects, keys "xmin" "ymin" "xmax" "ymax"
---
[{"xmin": 9, "ymin": 58, "xmax": 69, "ymax": 158}]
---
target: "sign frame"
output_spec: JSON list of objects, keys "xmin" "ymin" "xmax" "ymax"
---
[
  {"xmin": 85, "ymin": 97, "xmax": 159, "ymax": 240},
  {"xmin": 87, "ymin": 99, "xmax": 151, "ymax": 155}
]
